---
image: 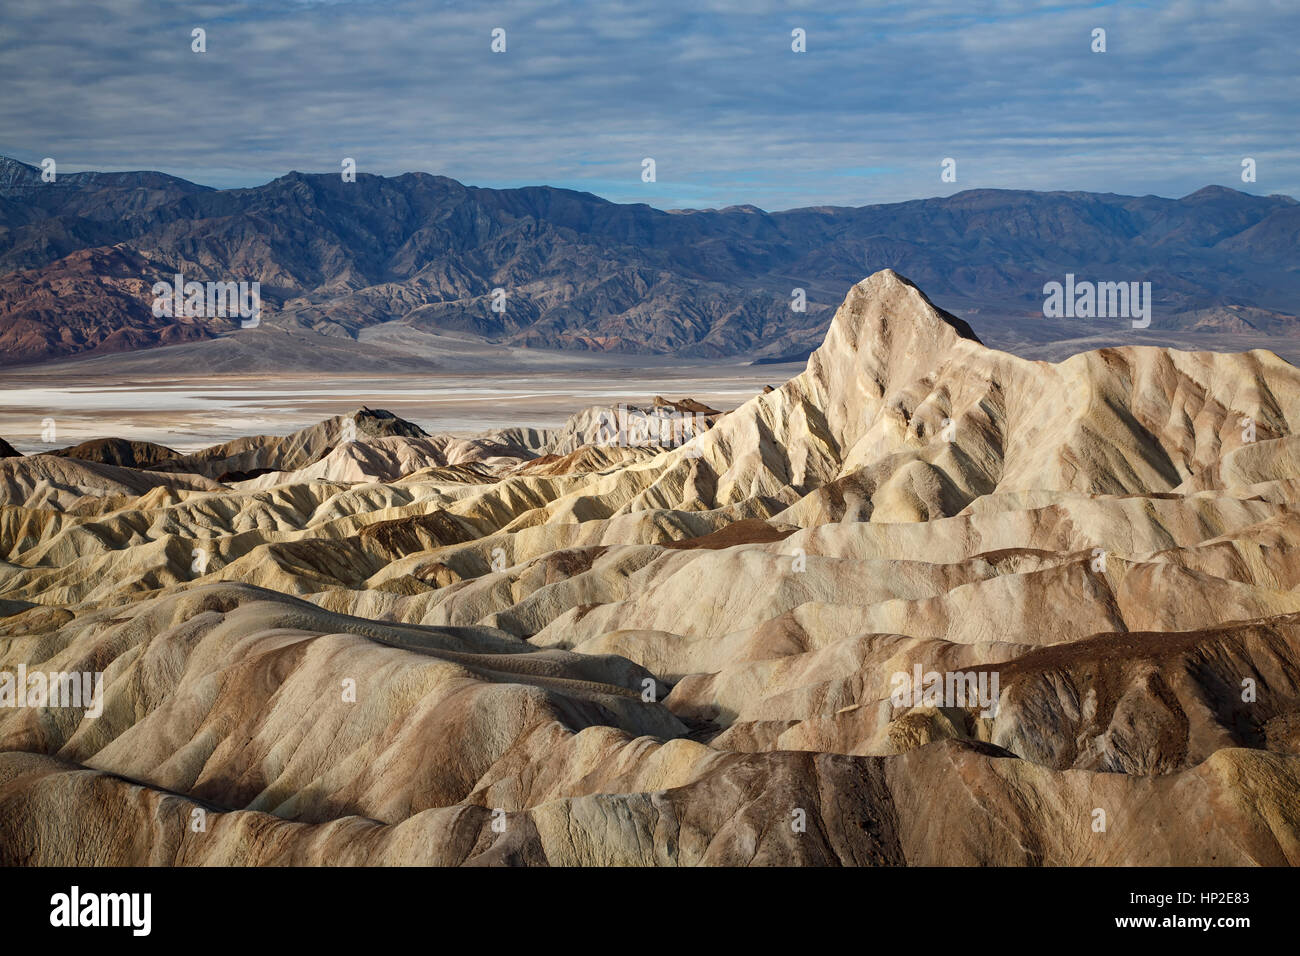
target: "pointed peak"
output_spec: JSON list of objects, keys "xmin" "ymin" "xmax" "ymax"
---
[{"xmin": 845, "ymin": 270, "xmax": 983, "ymax": 344}]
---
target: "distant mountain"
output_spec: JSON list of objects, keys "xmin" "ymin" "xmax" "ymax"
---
[{"xmin": 0, "ymin": 155, "xmax": 1296, "ymax": 367}]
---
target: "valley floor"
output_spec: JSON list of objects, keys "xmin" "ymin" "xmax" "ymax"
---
[{"xmin": 0, "ymin": 362, "xmax": 801, "ymax": 455}]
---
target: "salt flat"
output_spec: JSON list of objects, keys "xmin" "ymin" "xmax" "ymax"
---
[{"xmin": 0, "ymin": 363, "xmax": 800, "ymax": 454}]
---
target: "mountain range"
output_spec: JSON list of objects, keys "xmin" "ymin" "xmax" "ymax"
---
[{"xmin": 1, "ymin": 155, "xmax": 1297, "ymax": 368}]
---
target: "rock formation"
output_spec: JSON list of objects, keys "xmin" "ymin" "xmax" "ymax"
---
[{"xmin": 2, "ymin": 270, "xmax": 1299, "ymax": 866}]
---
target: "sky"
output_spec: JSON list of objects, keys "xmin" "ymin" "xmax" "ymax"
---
[{"xmin": 1, "ymin": 0, "xmax": 1295, "ymax": 210}]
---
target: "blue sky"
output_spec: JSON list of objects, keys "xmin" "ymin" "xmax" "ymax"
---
[{"xmin": 1, "ymin": 0, "xmax": 1295, "ymax": 209}]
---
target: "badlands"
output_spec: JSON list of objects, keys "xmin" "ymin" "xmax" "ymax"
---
[{"xmin": 2, "ymin": 269, "xmax": 1299, "ymax": 866}]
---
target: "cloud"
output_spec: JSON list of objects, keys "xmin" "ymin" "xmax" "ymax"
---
[{"xmin": 0, "ymin": 0, "xmax": 1294, "ymax": 208}]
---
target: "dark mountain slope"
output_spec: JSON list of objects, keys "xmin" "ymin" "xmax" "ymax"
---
[{"xmin": 0, "ymin": 157, "xmax": 1295, "ymax": 366}]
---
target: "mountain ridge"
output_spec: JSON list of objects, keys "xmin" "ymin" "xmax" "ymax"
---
[{"xmin": 0, "ymin": 156, "xmax": 1296, "ymax": 367}]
